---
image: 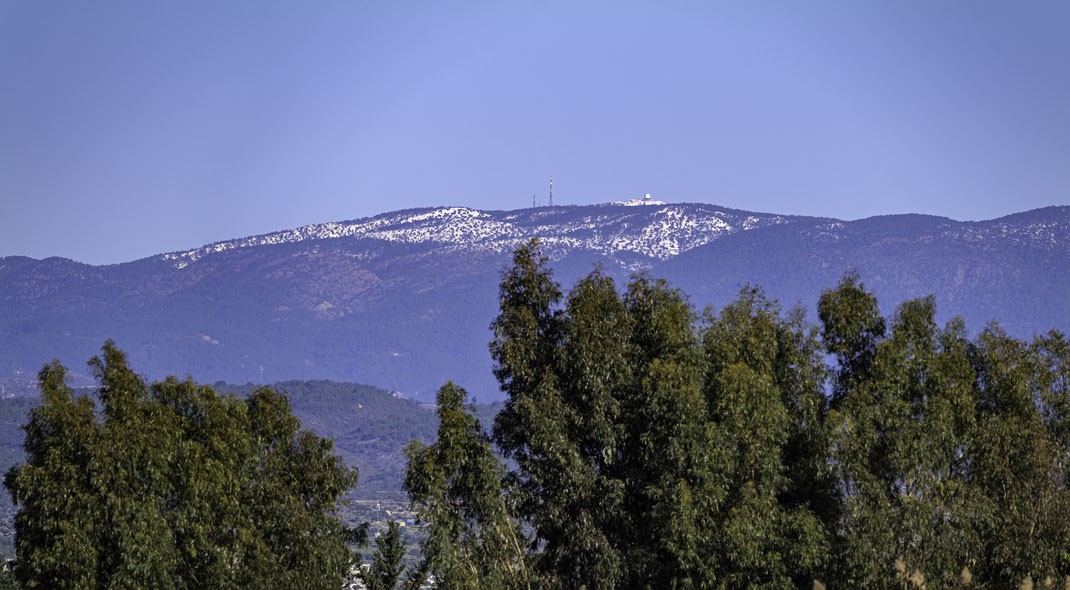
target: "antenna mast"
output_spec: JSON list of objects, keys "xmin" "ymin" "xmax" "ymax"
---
[{"xmin": 549, "ymin": 176, "xmax": 553, "ymax": 207}]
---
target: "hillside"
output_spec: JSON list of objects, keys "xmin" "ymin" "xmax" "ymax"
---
[{"xmin": 1, "ymin": 202, "xmax": 1067, "ymax": 402}]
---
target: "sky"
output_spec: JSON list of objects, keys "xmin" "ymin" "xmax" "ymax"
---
[{"xmin": 1, "ymin": 1, "xmax": 1068, "ymax": 265}]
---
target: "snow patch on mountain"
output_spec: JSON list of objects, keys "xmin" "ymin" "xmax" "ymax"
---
[{"xmin": 158, "ymin": 203, "xmax": 796, "ymax": 269}]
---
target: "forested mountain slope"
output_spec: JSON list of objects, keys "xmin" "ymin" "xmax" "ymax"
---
[{"xmin": 1, "ymin": 203, "xmax": 1066, "ymax": 401}]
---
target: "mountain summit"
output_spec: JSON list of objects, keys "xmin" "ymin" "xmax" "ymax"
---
[
  {"xmin": 156, "ymin": 202, "xmax": 803, "ymax": 269},
  {"xmin": 2, "ymin": 203, "xmax": 1068, "ymax": 401}
]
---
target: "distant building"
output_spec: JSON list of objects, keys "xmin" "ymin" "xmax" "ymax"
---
[{"xmin": 614, "ymin": 193, "xmax": 666, "ymax": 207}]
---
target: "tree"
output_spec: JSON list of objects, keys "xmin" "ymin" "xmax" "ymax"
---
[
  {"xmin": 361, "ymin": 521, "xmax": 409, "ymax": 590},
  {"xmin": 818, "ymin": 270, "xmax": 885, "ymax": 408},
  {"xmin": 424, "ymin": 245, "xmax": 1070, "ymax": 588},
  {"xmin": 490, "ymin": 240, "xmax": 597, "ymax": 589},
  {"xmin": 616, "ymin": 275, "xmax": 711, "ymax": 588},
  {"xmin": 486, "ymin": 242, "xmax": 833, "ymax": 588},
  {"xmin": 818, "ymin": 275, "xmax": 1070, "ymax": 587},
  {"xmin": 489, "ymin": 246, "xmax": 636, "ymax": 588},
  {"xmin": 5, "ymin": 360, "xmax": 101, "ymax": 589},
  {"xmin": 405, "ymin": 382, "xmax": 531, "ymax": 590},
  {"xmin": 967, "ymin": 326, "xmax": 1070, "ymax": 585},
  {"xmin": 531, "ymin": 266, "xmax": 631, "ymax": 588},
  {"xmin": 4, "ymin": 341, "xmax": 359, "ymax": 589},
  {"xmin": 701, "ymin": 287, "xmax": 832, "ymax": 588}
]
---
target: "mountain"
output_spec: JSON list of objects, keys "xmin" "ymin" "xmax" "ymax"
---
[{"xmin": 1, "ymin": 201, "xmax": 1067, "ymax": 401}]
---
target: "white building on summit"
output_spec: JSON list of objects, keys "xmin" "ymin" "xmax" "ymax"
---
[{"xmin": 615, "ymin": 193, "xmax": 666, "ymax": 206}]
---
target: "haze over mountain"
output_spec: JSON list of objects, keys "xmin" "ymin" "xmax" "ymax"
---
[{"xmin": 2, "ymin": 201, "xmax": 1067, "ymax": 402}]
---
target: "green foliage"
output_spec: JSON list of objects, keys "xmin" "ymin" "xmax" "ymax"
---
[
  {"xmin": 701, "ymin": 287, "xmax": 832, "ymax": 587},
  {"xmin": 818, "ymin": 270, "xmax": 886, "ymax": 406},
  {"xmin": 482, "ymin": 241, "xmax": 834, "ymax": 588},
  {"xmin": 9, "ymin": 240, "xmax": 1070, "ymax": 589},
  {"xmin": 361, "ymin": 520, "xmax": 412, "ymax": 590},
  {"xmin": 3, "ymin": 341, "xmax": 359, "ymax": 589},
  {"xmin": 0, "ymin": 378, "xmax": 495, "ymax": 556},
  {"xmin": 215, "ymin": 379, "xmax": 441, "ymax": 499},
  {"xmin": 820, "ymin": 278, "xmax": 1070, "ymax": 588},
  {"xmin": 417, "ymin": 241, "xmax": 1070, "ymax": 589},
  {"xmin": 967, "ymin": 327, "xmax": 1070, "ymax": 585},
  {"xmin": 405, "ymin": 382, "xmax": 532, "ymax": 589},
  {"xmin": 616, "ymin": 275, "xmax": 711, "ymax": 588},
  {"xmin": 822, "ymin": 289, "xmax": 981, "ymax": 587}
]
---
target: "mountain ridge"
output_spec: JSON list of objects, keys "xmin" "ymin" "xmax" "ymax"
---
[
  {"xmin": 2, "ymin": 202, "xmax": 1067, "ymax": 401},
  {"xmin": 6, "ymin": 203, "xmax": 1066, "ymax": 269},
  {"xmin": 149, "ymin": 201, "xmax": 808, "ymax": 270}
]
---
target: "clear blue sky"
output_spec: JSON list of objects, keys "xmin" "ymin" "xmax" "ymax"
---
[{"xmin": 2, "ymin": 1, "xmax": 1068, "ymax": 265}]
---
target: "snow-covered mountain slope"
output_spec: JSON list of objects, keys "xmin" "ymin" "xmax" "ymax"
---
[
  {"xmin": 158, "ymin": 202, "xmax": 804, "ymax": 269},
  {"xmin": 1, "ymin": 203, "xmax": 1068, "ymax": 403}
]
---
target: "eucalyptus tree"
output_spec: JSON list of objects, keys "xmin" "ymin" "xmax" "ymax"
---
[
  {"xmin": 405, "ymin": 382, "xmax": 532, "ymax": 590},
  {"xmin": 486, "ymin": 241, "xmax": 835, "ymax": 589},
  {"xmin": 4, "ymin": 341, "xmax": 359, "ymax": 589},
  {"xmin": 615, "ymin": 275, "xmax": 712, "ymax": 588},
  {"xmin": 700, "ymin": 287, "xmax": 832, "ymax": 588},
  {"xmin": 819, "ymin": 275, "xmax": 983, "ymax": 587},
  {"xmin": 489, "ymin": 242, "xmax": 708, "ymax": 588},
  {"xmin": 490, "ymin": 240, "xmax": 624, "ymax": 589},
  {"xmin": 457, "ymin": 244, "xmax": 1070, "ymax": 588},
  {"xmin": 967, "ymin": 326, "xmax": 1070, "ymax": 585},
  {"xmin": 818, "ymin": 273, "xmax": 1070, "ymax": 587}
]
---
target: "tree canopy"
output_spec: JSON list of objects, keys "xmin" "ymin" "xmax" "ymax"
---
[
  {"xmin": 483, "ymin": 241, "xmax": 833, "ymax": 588},
  {"xmin": 404, "ymin": 382, "xmax": 532, "ymax": 589},
  {"xmin": 412, "ymin": 239, "xmax": 1070, "ymax": 589},
  {"xmin": 3, "ymin": 341, "xmax": 359, "ymax": 589}
]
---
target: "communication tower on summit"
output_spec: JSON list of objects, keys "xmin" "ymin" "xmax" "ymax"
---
[{"xmin": 549, "ymin": 176, "xmax": 553, "ymax": 207}]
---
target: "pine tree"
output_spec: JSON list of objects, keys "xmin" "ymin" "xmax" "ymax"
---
[{"xmin": 361, "ymin": 521, "xmax": 409, "ymax": 590}]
